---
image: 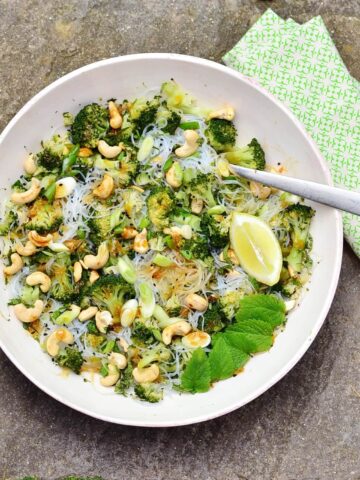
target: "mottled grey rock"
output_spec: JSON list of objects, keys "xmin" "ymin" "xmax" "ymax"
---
[{"xmin": 0, "ymin": 1, "xmax": 359, "ymax": 479}]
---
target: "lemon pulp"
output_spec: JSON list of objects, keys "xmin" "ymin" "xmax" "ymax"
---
[{"xmin": 230, "ymin": 213, "xmax": 283, "ymax": 286}]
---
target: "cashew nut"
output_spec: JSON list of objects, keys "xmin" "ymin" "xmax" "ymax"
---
[
  {"xmin": 184, "ymin": 293, "xmax": 208, "ymax": 312},
  {"xmin": 15, "ymin": 241, "xmax": 37, "ymax": 257},
  {"xmin": 78, "ymin": 147, "xmax": 93, "ymax": 157},
  {"xmin": 98, "ymin": 140, "xmax": 123, "ymax": 159},
  {"xmin": 28, "ymin": 231, "xmax": 53, "ymax": 247},
  {"xmin": 3, "ymin": 253, "xmax": 23, "ymax": 275},
  {"xmin": 95, "ymin": 310, "xmax": 113, "ymax": 333},
  {"xmin": 83, "ymin": 242, "xmax": 109, "ymax": 270},
  {"xmin": 162, "ymin": 320, "xmax": 192, "ymax": 345},
  {"xmin": 13, "ymin": 300, "xmax": 44, "ymax": 323},
  {"xmin": 93, "ymin": 174, "xmax": 114, "ymax": 199},
  {"xmin": 133, "ymin": 228, "xmax": 149, "ymax": 254},
  {"xmin": 121, "ymin": 226, "xmax": 138, "ymax": 240},
  {"xmin": 24, "ymin": 153, "xmax": 37, "ymax": 175},
  {"xmin": 175, "ymin": 130, "xmax": 199, "ymax": 158},
  {"xmin": 118, "ymin": 337, "xmax": 129, "ymax": 353},
  {"xmin": 55, "ymin": 177, "xmax": 77, "ymax": 199},
  {"xmin": 182, "ymin": 331, "xmax": 211, "ymax": 349},
  {"xmin": 120, "ymin": 299, "xmax": 138, "ymax": 327},
  {"xmin": 165, "ymin": 162, "xmax": 183, "ymax": 188},
  {"xmin": 249, "ymin": 181, "xmax": 271, "ymax": 200},
  {"xmin": 11, "ymin": 178, "xmax": 41, "ymax": 205},
  {"xmin": 89, "ymin": 270, "xmax": 100, "ymax": 284},
  {"xmin": 164, "ymin": 225, "xmax": 192, "ymax": 241},
  {"xmin": 78, "ymin": 306, "xmax": 98, "ymax": 322},
  {"xmin": 73, "ymin": 261, "xmax": 82, "ymax": 283},
  {"xmin": 108, "ymin": 101, "xmax": 122, "ymax": 129},
  {"xmin": 208, "ymin": 106, "xmax": 235, "ymax": 121},
  {"xmin": 191, "ymin": 197, "xmax": 203, "ymax": 214},
  {"xmin": 26, "ymin": 271, "xmax": 51, "ymax": 293},
  {"xmin": 100, "ymin": 363, "xmax": 120, "ymax": 387},
  {"xmin": 46, "ymin": 327, "xmax": 74, "ymax": 357},
  {"xmin": 109, "ymin": 352, "xmax": 127, "ymax": 369},
  {"xmin": 132, "ymin": 364, "xmax": 160, "ymax": 383}
]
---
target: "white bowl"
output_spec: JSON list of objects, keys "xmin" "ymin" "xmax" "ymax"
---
[{"xmin": 0, "ymin": 54, "xmax": 342, "ymax": 427}]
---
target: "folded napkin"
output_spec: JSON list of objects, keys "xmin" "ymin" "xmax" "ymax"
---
[{"xmin": 223, "ymin": 9, "xmax": 360, "ymax": 256}]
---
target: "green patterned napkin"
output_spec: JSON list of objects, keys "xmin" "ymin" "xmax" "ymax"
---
[{"xmin": 223, "ymin": 9, "xmax": 360, "ymax": 256}]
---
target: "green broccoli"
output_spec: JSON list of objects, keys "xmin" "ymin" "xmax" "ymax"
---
[
  {"xmin": 25, "ymin": 199, "xmax": 63, "ymax": 233},
  {"xmin": 88, "ymin": 203, "xmax": 122, "ymax": 245},
  {"xmin": 55, "ymin": 346, "xmax": 83, "ymax": 374},
  {"xmin": 90, "ymin": 274, "xmax": 135, "ymax": 323},
  {"xmin": 146, "ymin": 186, "xmax": 174, "ymax": 230},
  {"xmin": 286, "ymin": 247, "xmax": 303, "ymax": 274},
  {"xmin": 134, "ymin": 382, "xmax": 163, "ymax": 403},
  {"xmin": 115, "ymin": 362, "xmax": 133, "ymax": 395},
  {"xmin": 49, "ymin": 253, "xmax": 79, "ymax": 302},
  {"xmin": 180, "ymin": 235, "xmax": 213, "ymax": 268},
  {"xmin": 161, "ymin": 80, "xmax": 210, "ymax": 116},
  {"xmin": 219, "ymin": 290, "xmax": 244, "ymax": 320},
  {"xmin": 280, "ymin": 277, "xmax": 301, "ymax": 297},
  {"xmin": 71, "ymin": 103, "xmax": 109, "ymax": 148},
  {"xmin": 187, "ymin": 173, "xmax": 217, "ymax": 207},
  {"xmin": 157, "ymin": 107, "xmax": 181, "ymax": 134},
  {"xmin": 138, "ymin": 344, "xmax": 171, "ymax": 368},
  {"xmin": 202, "ymin": 301, "xmax": 227, "ymax": 333},
  {"xmin": 0, "ymin": 210, "xmax": 17, "ymax": 235},
  {"xmin": 131, "ymin": 320, "xmax": 160, "ymax": 346},
  {"xmin": 205, "ymin": 118, "xmax": 236, "ymax": 153},
  {"xmin": 200, "ymin": 213, "xmax": 230, "ymax": 249},
  {"xmin": 225, "ymin": 138, "xmax": 266, "ymax": 170},
  {"xmin": 129, "ymin": 97, "xmax": 160, "ymax": 134},
  {"xmin": 37, "ymin": 147, "xmax": 62, "ymax": 170},
  {"xmin": 171, "ymin": 207, "xmax": 201, "ymax": 231},
  {"xmin": 282, "ymin": 204, "xmax": 315, "ymax": 250}
]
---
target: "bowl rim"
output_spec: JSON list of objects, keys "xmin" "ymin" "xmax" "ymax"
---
[{"xmin": 0, "ymin": 53, "xmax": 343, "ymax": 427}]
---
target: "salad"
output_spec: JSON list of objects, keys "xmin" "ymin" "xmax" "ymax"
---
[{"xmin": 0, "ymin": 81, "xmax": 314, "ymax": 403}]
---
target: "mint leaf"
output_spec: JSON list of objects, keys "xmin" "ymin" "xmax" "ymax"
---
[
  {"xmin": 223, "ymin": 330, "xmax": 273, "ymax": 354},
  {"xmin": 209, "ymin": 336, "xmax": 235, "ymax": 381},
  {"xmin": 180, "ymin": 348, "xmax": 211, "ymax": 393},
  {"xmin": 235, "ymin": 294, "xmax": 285, "ymax": 328}
]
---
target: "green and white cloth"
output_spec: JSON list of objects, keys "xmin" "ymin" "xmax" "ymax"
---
[{"xmin": 223, "ymin": 9, "xmax": 360, "ymax": 256}]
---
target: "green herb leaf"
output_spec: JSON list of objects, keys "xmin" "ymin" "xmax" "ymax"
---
[
  {"xmin": 222, "ymin": 331, "xmax": 273, "ymax": 354},
  {"xmin": 209, "ymin": 336, "xmax": 235, "ymax": 381},
  {"xmin": 235, "ymin": 294, "xmax": 285, "ymax": 328},
  {"xmin": 180, "ymin": 348, "xmax": 211, "ymax": 393}
]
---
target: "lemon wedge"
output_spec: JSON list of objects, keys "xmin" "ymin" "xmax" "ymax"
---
[{"xmin": 230, "ymin": 213, "xmax": 282, "ymax": 286}]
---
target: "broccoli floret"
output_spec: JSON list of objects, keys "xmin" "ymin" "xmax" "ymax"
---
[
  {"xmin": 71, "ymin": 103, "xmax": 109, "ymax": 148},
  {"xmin": 49, "ymin": 253, "xmax": 79, "ymax": 302},
  {"xmin": 201, "ymin": 213, "xmax": 230, "ymax": 249},
  {"xmin": 202, "ymin": 301, "xmax": 227, "ymax": 333},
  {"xmin": 187, "ymin": 173, "xmax": 217, "ymax": 207},
  {"xmin": 219, "ymin": 290, "xmax": 244, "ymax": 320},
  {"xmin": 171, "ymin": 207, "xmax": 201, "ymax": 231},
  {"xmin": 286, "ymin": 247, "xmax": 303, "ymax": 274},
  {"xmin": 131, "ymin": 320, "xmax": 160, "ymax": 346},
  {"xmin": 83, "ymin": 333, "xmax": 104, "ymax": 350},
  {"xmin": 161, "ymin": 80, "xmax": 209, "ymax": 116},
  {"xmin": 122, "ymin": 187, "xmax": 143, "ymax": 220},
  {"xmin": 90, "ymin": 274, "xmax": 135, "ymax": 323},
  {"xmin": 88, "ymin": 202, "xmax": 120, "ymax": 246},
  {"xmin": 115, "ymin": 362, "xmax": 133, "ymax": 395},
  {"xmin": 26, "ymin": 198, "xmax": 63, "ymax": 234},
  {"xmin": 225, "ymin": 138, "xmax": 266, "ymax": 170},
  {"xmin": 205, "ymin": 118, "xmax": 236, "ymax": 153},
  {"xmin": 134, "ymin": 382, "xmax": 163, "ymax": 403},
  {"xmin": 157, "ymin": 107, "xmax": 181, "ymax": 134},
  {"xmin": 55, "ymin": 346, "xmax": 83, "ymax": 374},
  {"xmin": 282, "ymin": 204, "xmax": 314, "ymax": 250},
  {"xmin": 0, "ymin": 210, "xmax": 17, "ymax": 235},
  {"xmin": 129, "ymin": 97, "xmax": 160, "ymax": 134},
  {"xmin": 280, "ymin": 277, "xmax": 301, "ymax": 297},
  {"xmin": 138, "ymin": 344, "xmax": 171, "ymax": 368},
  {"xmin": 146, "ymin": 186, "xmax": 174, "ymax": 230},
  {"xmin": 37, "ymin": 147, "xmax": 62, "ymax": 170},
  {"xmin": 180, "ymin": 235, "xmax": 213, "ymax": 268}
]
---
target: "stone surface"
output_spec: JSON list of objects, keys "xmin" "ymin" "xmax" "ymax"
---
[{"xmin": 0, "ymin": 1, "xmax": 359, "ymax": 479}]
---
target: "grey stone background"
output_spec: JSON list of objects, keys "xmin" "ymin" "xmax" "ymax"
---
[{"xmin": 0, "ymin": 1, "xmax": 359, "ymax": 479}]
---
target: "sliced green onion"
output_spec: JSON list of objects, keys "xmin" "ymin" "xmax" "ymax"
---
[
  {"xmin": 139, "ymin": 217, "xmax": 150, "ymax": 229},
  {"xmin": 153, "ymin": 305, "xmax": 170, "ymax": 328},
  {"xmin": 179, "ymin": 121, "xmax": 200, "ymax": 130},
  {"xmin": 207, "ymin": 205, "xmax": 226, "ymax": 215},
  {"xmin": 137, "ymin": 136, "xmax": 154, "ymax": 162},
  {"xmin": 163, "ymin": 157, "xmax": 173, "ymax": 172},
  {"xmin": 44, "ymin": 182, "xmax": 56, "ymax": 203},
  {"xmin": 152, "ymin": 253, "xmax": 175, "ymax": 267},
  {"xmin": 110, "ymin": 208, "xmax": 123, "ymax": 230},
  {"xmin": 61, "ymin": 144, "xmax": 80, "ymax": 174},
  {"xmin": 136, "ymin": 172, "xmax": 151, "ymax": 185},
  {"xmin": 117, "ymin": 255, "xmax": 136, "ymax": 284},
  {"xmin": 138, "ymin": 282, "xmax": 155, "ymax": 319},
  {"xmin": 101, "ymin": 339, "xmax": 116, "ymax": 354},
  {"xmin": 54, "ymin": 305, "xmax": 80, "ymax": 325}
]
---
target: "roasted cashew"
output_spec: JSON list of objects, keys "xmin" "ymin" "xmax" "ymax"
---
[
  {"xmin": 78, "ymin": 306, "xmax": 98, "ymax": 322},
  {"xmin": 162, "ymin": 320, "xmax": 192, "ymax": 345},
  {"xmin": 89, "ymin": 270, "xmax": 100, "ymax": 284},
  {"xmin": 26, "ymin": 271, "xmax": 51, "ymax": 293},
  {"xmin": 165, "ymin": 162, "xmax": 183, "ymax": 188},
  {"xmin": 208, "ymin": 106, "xmax": 235, "ymax": 121},
  {"xmin": 46, "ymin": 327, "xmax": 74, "ymax": 357},
  {"xmin": 98, "ymin": 140, "xmax": 123, "ymax": 159},
  {"xmin": 83, "ymin": 242, "xmax": 109, "ymax": 270},
  {"xmin": 93, "ymin": 174, "xmax": 114, "ymax": 199},
  {"xmin": 120, "ymin": 299, "xmax": 138, "ymax": 327},
  {"xmin": 24, "ymin": 153, "xmax": 37, "ymax": 175},
  {"xmin": 3, "ymin": 253, "xmax": 23, "ymax": 275},
  {"xmin": 73, "ymin": 261, "xmax": 82, "ymax": 283},
  {"xmin": 95, "ymin": 310, "xmax": 113, "ymax": 333},
  {"xmin": 28, "ymin": 231, "xmax": 53, "ymax": 247},
  {"xmin": 100, "ymin": 363, "xmax": 119, "ymax": 387},
  {"xmin": 15, "ymin": 241, "xmax": 37, "ymax": 257},
  {"xmin": 13, "ymin": 300, "xmax": 44, "ymax": 323},
  {"xmin": 175, "ymin": 130, "xmax": 199, "ymax": 158},
  {"xmin": 108, "ymin": 101, "xmax": 122, "ymax": 129},
  {"xmin": 182, "ymin": 331, "xmax": 211, "ymax": 349},
  {"xmin": 55, "ymin": 177, "xmax": 77, "ymax": 199},
  {"xmin": 121, "ymin": 226, "xmax": 138, "ymax": 240},
  {"xmin": 191, "ymin": 197, "xmax": 203, "ymax": 214},
  {"xmin": 109, "ymin": 352, "xmax": 127, "ymax": 369},
  {"xmin": 133, "ymin": 228, "xmax": 149, "ymax": 254},
  {"xmin": 11, "ymin": 178, "xmax": 41, "ymax": 205},
  {"xmin": 249, "ymin": 181, "xmax": 271, "ymax": 200},
  {"xmin": 184, "ymin": 293, "xmax": 208, "ymax": 311},
  {"xmin": 132, "ymin": 364, "xmax": 160, "ymax": 383},
  {"xmin": 118, "ymin": 337, "xmax": 129, "ymax": 353}
]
